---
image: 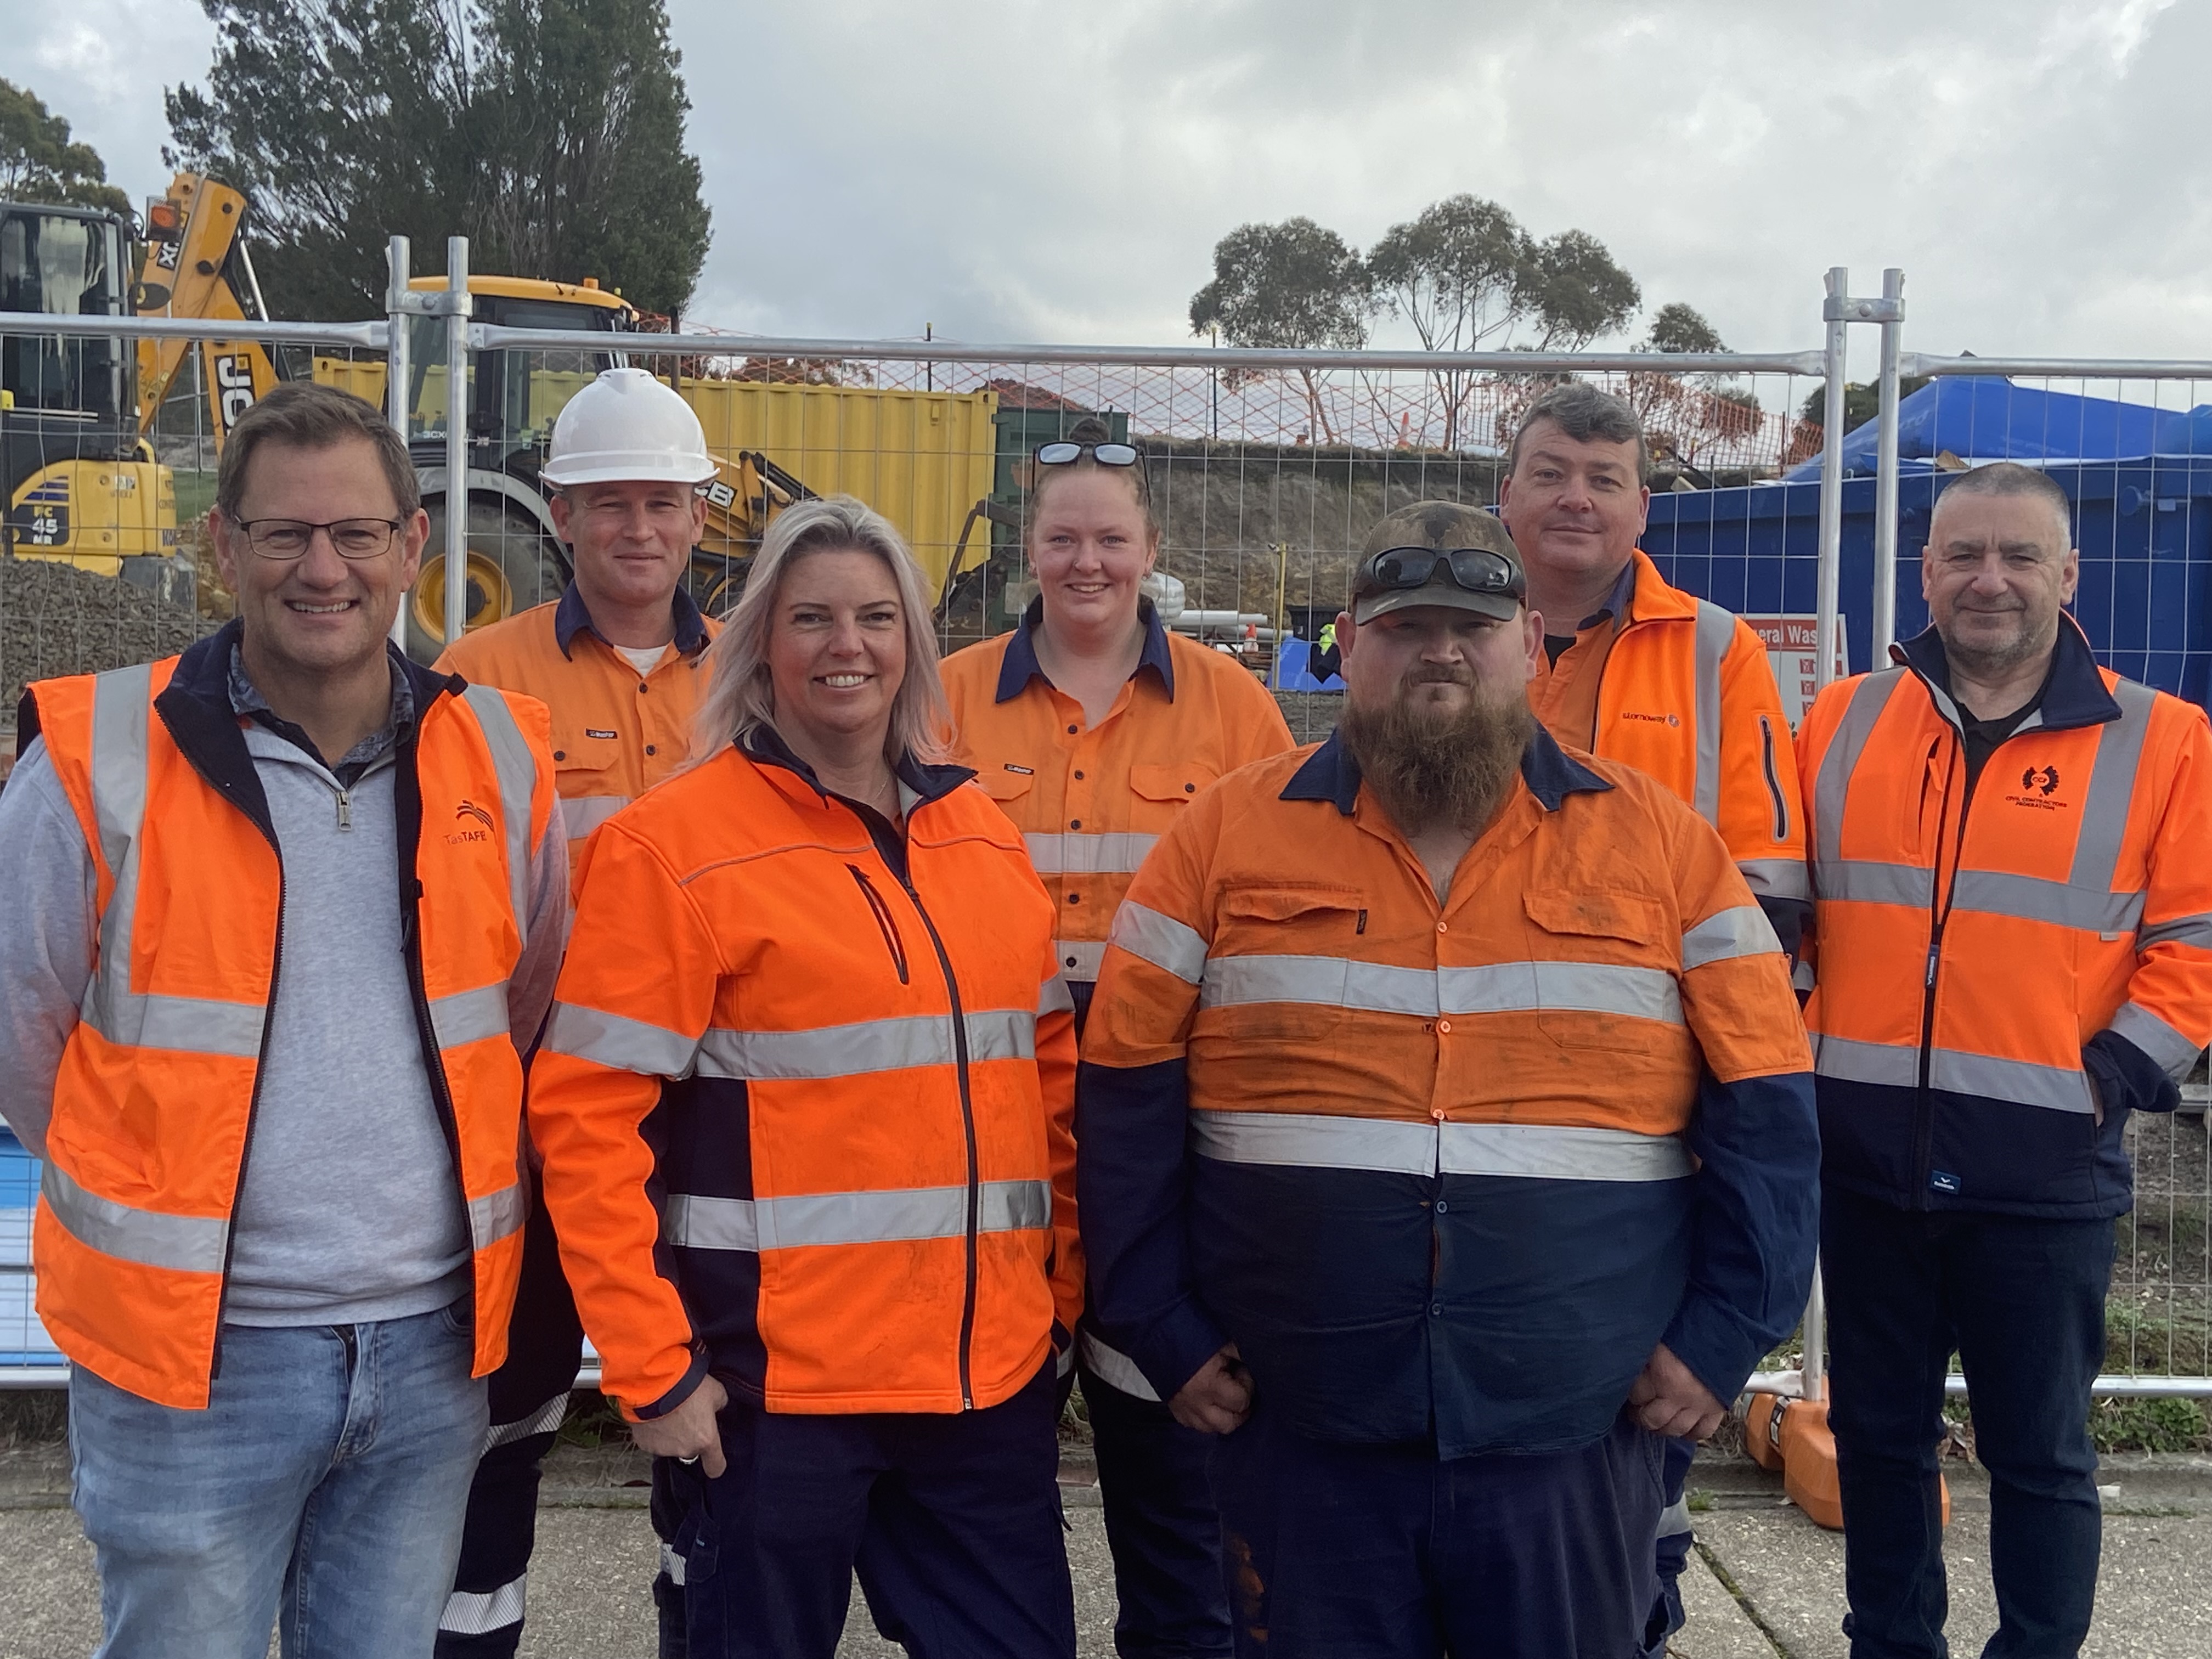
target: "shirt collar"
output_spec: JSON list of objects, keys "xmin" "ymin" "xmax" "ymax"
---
[
  {"xmin": 227, "ymin": 639, "xmax": 415, "ymax": 774},
  {"xmin": 737, "ymin": 721, "xmax": 977, "ymax": 808},
  {"xmin": 555, "ymin": 580, "xmax": 710, "ymax": 661},
  {"xmin": 992, "ymin": 595, "xmax": 1177, "ymax": 703},
  {"xmin": 1280, "ymin": 720, "xmax": 1612, "ymax": 817},
  {"xmin": 1892, "ymin": 611, "xmax": 2118, "ymax": 734},
  {"xmin": 1576, "ymin": 560, "xmax": 1640, "ymax": 633}
]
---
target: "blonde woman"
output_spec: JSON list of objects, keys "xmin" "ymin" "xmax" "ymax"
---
[{"xmin": 529, "ymin": 497, "xmax": 1081, "ymax": 1659}]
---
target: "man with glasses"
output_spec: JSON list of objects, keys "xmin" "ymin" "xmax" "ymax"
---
[
  {"xmin": 1077, "ymin": 501, "xmax": 1819, "ymax": 1658},
  {"xmin": 0, "ymin": 383, "xmax": 566, "ymax": 1656}
]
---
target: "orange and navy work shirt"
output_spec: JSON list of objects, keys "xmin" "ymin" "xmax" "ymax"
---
[
  {"xmin": 437, "ymin": 583, "xmax": 719, "ymax": 891},
  {"xmin": 941, "ymin": 598, "xmax": 1294, "ymax": 1005},
  {"xmin": 1532, "ymin": 549, "xmax": 1810, "ymax": 952},
  {"xmin": 1076, "ymin": 725, "xmax": 1818, "ymax": 1456},
  {"xmin": 1799, "ymin": 618, "xmax": 2212, "ymax": 1218}
]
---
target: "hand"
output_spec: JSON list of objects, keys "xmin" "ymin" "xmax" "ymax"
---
[
  {"xmin": 1169, "ymin": 1343, "xmax": 1254, "ymax": 1434},
  {"xmin": 1628, "ymin": 1343, "xmax": 1726, "ymax": 1441},
  {"xmin": 630, "ymin": 1374, "xmax": 729, "ymax": 1476}
]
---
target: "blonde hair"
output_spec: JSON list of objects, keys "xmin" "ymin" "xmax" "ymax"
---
[{"xmin": 689, "ymin": 495, "xmax": 953, "ymax": 770}]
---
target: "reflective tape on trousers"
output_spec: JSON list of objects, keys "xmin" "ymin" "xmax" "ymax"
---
[
  {"xmin": 557, "ymin": 793, "xmax": 631, "ymax": 838},
  {"xmin": 1188, "ymin": 1111, "xmax": 1690, "ymax": 1182},
  {"xmin": 1813, "ymin": 1033, "xmax": 2095, "ymax": 1114},
  {"xmin": 544, "ymin": 1002, "xmax": 700, "ymax": 1077},
  {"xmin": 1077, "ymin": 1327, "xmax": 1161, "ymax": 1402},
  {"xmin": 484, "ymin": 1391, "xmax": 571, "ymax": 1452},
  {"xmin": 1197, "ymin": 955, "xmax": 1683, "ymax": 1026},
  {"xmin": 1023, "ymin": 831, "xmax": 1159, "ymax": 876},
  {"xmin": 438, "ymin": 1576, "xmax": 527, "ymax": 1637},
  {"xmin": 1680, "ymin": 905, "xmax": 1782, "ymax": 970},
  {"xmin": 664, "ymin": 1177, "xmax": 1053, "ymax": 1252},
  {"xmin": 1109, "ymin": 901, "xmax": 1207, "ymax": 985},
  {"xmin": 41, "ymin": 1159, "xmax": 230, "ymax": 1274},
  {"xmin": 695, "ymin": 1008, "xmax": 1036, "ymax": 1081}
]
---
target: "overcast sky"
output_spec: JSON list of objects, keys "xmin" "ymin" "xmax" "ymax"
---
[{"xmin": 9, "ymin": 0, "xmax": 2206, "ymax": 374}]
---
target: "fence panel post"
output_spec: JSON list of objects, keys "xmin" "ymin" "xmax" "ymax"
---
[
  {"xmin": 1871, "ymin": 267, "xmax": 1906, "ymax": 658},
  {"xmin": 443, "ymin": 238, "xmax": 472, "ymax": 651},
  {"xmin": 1816, "ymin": 268, "xmax": 1850, "ymax": 691},
  {"xmin": 386, "ymin": 236, "xmax": 412, "ymax": 648}
]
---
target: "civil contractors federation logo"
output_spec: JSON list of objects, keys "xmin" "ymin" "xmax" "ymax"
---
[
  {"xmin": 2021, "ymin": 764, "xmax": 2060, "ymax": 797},
  {"xmin": 2004, "ymin": 765, "xmax": 2066, "ymax": 812}
]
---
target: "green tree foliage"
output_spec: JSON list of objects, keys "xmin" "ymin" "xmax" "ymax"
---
[
  {"xmin": 1643, "ymin": 302, "xmax": 1726, "ymax": 355},
  {"xmin": 1522, "ymin": 229, "xmax": 1639, "ymax": 350},
  {"xmin": 0, "ymin": 80, "xmax": 131, "ymax": 215},
  {"xmin": 166, "ymin": 0, "xmax": 709, "ymax": 320},
  {"xmin": 1189, "ymin": 217, "xmax": 1372, "ymax": 444},
  {"xmin": 1799, "ymin": 375, "xmax": 1932, "ymax": 433}
]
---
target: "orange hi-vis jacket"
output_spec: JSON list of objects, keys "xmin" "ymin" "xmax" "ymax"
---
[
  {"xmin": 437, "ymin": 584, "xmax": 719, "ymax": 892},
  {"xmin": 1799, "ymin": 619, "xmax": 2212, "ymax": 1217},
  {"xmin": 23, "ymin": 631, "xmax": 557, "ymax": 1408},
  {"xmin": 528, "ymin": 725, "xmax": 1081, "ymax": 1421},
  {"xmin": 1076, "ymin": 725, "xmax": 1819, "ymax": 1456},
  {"xmin": 941, "ymin": 599, "xmax": 1294, "ymax": 992},
  {"xmin": 1532, "ymin": 550, "xmax": 1810, "ymax": 948}
]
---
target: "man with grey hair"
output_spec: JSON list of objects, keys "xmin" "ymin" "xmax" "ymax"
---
[
  {"xmin": 1499, "ymin": 379, "xmax": 1812, "ymax": 1652},
  {"xmin": 1800, "ymin": 461, "xmax": 2212, "ymax": 1658}
]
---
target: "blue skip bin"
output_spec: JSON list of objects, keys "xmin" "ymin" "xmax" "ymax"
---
[{"xmin": 0, "ymin": 1128, "xmax": 66, "ymax": 1376}]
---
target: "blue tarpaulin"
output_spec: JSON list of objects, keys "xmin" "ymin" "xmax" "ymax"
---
[{"xmin": 1783, "ymin": 379, "xmax": 2212, "ymax": 481}]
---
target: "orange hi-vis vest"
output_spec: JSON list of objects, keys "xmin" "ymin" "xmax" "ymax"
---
[
  {"xmin": 528, "ymin": 726, "xmax": 1080, "ymax": 1421},
  {"xmin": 1532, "ymin": 550, "xmax": 1809, "ymax": 923},
  {"xmin": 25, "ymin": 637, "xmax": 557, "ymax": 1408},
  {"xmin": 436, "ymin": 584, "xmax": 719, "ymax": 894},
  {"xmin": 1799, "ymin": 619, "xmax": 2212, "ymax": 1215},
  {"xmin": 941, "ymin": 599, "xmax": 1294, "ymax": 989}
]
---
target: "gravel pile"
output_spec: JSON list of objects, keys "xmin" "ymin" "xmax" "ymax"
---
[
  {"xmin": 1, "ymin": 555, "xmax": 218, "ymax": 722},
  {"xmin": 1274, "ymin": 690, "xmax": 1342, "ymax": 746}
]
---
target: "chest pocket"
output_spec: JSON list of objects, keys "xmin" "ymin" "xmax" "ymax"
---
[
  {"xmin": 1129, "ymin": 762, "xmax": 1218, "ymax": 831},
  {"xmin": 1520, "ymin": 888, "xmax": 1677, "ymax": 1054},
  {"xmin": 1207, "ymin": 883, "xmax": 1367, "ymax": 1045},
  {"xmin": 974, "ymin": 766, "xmax": 1037, "ymax": 807},
  {"xmin": 550, "ymin": 717, "xmax": 629, "ymax": 834}
]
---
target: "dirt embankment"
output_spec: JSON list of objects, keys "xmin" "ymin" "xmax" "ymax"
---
[{"xmin": 1, "ymin": 556, "xmax": 218, "ymax": 730}]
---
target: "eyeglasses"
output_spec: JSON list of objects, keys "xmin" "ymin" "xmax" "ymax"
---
[
  {"xmin": 1035, "ymin": 441, "xmax": 1139, "ymax": 468},
  {"xmin": 1357, "ymin": 545, "xmax": 1523, "ymax": 600},
  {"xmin": 234, "ymin": 517, "xmax": 404, "ymax": 560}
]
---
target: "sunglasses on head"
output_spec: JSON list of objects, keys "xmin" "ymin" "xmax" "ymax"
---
[
  {"xmin": 1359, "ymin": 545, "xmax": 1523, "ymax": 599},
  {"xmin": 1035, "ymin": 440, "xmax": 1139, "ymax": 468}
]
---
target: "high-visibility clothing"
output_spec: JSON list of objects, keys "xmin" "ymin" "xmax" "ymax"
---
[
  {"xmin": 1077, "ymin": 725, "xmax": 1818, "ymax": 1457},
  {"xmin": 528, "ymin": 726, "xmax": 1080, "ymax": 1420},
  {"xmin": 1531, "ymin": 549, "xmax": 1810, "ymax": 939},
  {"xmin": 940, "ymin": 598, "xmax": 1293, "ymax": 990},
  {"xmin": 436, "ymin": 584, "xmax": 718, "ymax": 891},
  {"xmin": 1799, "ymin": 619, "xmax": 2212, "ymax": 1216},
  {"xmin": 22, "ymin": 630, "xmax": 558, "ymax": 1409}
]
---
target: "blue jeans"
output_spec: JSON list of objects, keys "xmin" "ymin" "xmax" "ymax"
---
[{"xmin": 70, "ymin": 1302, "xmax": 489, "ymax": 1659}]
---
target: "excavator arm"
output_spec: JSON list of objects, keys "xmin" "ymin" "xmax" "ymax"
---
[{"xmin": 133, "ymin": 173, "xmax": 283, "ymax": 454}]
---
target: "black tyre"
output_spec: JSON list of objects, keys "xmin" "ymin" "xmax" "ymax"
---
[{"xmin": 404, "ymin": 496, "xmax": 569, "ymax": 663}]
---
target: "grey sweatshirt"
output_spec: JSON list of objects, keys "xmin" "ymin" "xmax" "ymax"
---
[{"xmin": 0, "ymin": 664, "xmax": 566, "ymax": 1328}]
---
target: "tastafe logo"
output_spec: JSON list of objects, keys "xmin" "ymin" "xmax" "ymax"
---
[
  {"xmin": 449, "ymin": 799, "xmax": 494, "ymax": 844},
  {"xmin": 2005, "ymin": 764, "xmax": 2065, "ymax": 811}
]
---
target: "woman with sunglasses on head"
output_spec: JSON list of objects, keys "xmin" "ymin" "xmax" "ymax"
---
[
  {"xmin": 529, "ymin": 496, "xmax": 1082, "ymax": 1659},
  {"xmin": 941, "ymin": 418, "xmax": 1292, "ymax": 1659}
]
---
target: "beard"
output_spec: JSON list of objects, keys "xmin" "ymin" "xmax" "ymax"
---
[{"xmin": 1339, "ymin": 673, "xmax": 1534, "ymax": 835}]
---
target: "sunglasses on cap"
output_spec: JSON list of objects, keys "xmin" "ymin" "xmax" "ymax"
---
[
  {"xmin": 1035, "ymin": 440, "xmax": 1139, "ymax": 467},
  {"xmin": 1357, "ymin": 545, "xmax": 1524, "ymax": 601}
]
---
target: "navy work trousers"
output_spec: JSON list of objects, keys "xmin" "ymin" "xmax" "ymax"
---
[
  {"xmin": 1210, "ymin": 1403, "xmax": 1665, "ymax": 1659},
  {"xmin": 1823, "ymin": 1183, "xmax": 2113, "ymax": 1659},
  {"xmin": 437, "ymin": 1176, "xmax": 585, "ymax": 1658},
  {"xmin": 661, "ymin": 1358, "xmax": 1076, "ymax": 1659},
  {"xmin": 1079, "ymin": 1353, "xmax": 1233, "ymax": 1658}
]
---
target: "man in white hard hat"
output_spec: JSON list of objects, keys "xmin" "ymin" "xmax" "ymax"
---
[{"xmin": 432, "ymin": 365, "xmax": 721, "ymax": 1658}]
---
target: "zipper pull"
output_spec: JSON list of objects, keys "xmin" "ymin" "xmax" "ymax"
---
[
  {"xmin": 335, "ymin": 789, "xmax": 352, "ymax": 831},
  {"xmin": 1925, "ymin": 942, "xmax": 1940, "ymax": 989}
]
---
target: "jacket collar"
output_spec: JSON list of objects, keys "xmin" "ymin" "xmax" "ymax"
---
[
  {"xmin": 1891, "ymin": 612, "xmax": 2117, "ymax": 735},
  {"xmin": 994, "ymin": 595, "xmax": 1177, "ymax": 703},
  {"xmin": 554, "ymin": 581, "xmax": 709, "ymax": 662},
  {"xmin": 1279, "ymin": 720, "xmax": 1612, "ymax": 817},
  {"xmin": 738, "ymin": 722, "xmax": 977, "ymax": 809}
]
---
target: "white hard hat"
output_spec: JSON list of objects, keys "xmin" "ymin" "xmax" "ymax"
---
[{"xmin": 540, "ymin": 366, "xmax": 716, "ymax": 487}]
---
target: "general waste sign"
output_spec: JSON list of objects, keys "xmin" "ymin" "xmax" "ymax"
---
[{"xmin": 1741, "ymin": 616, "xmax": 1850, "ymax": 727}]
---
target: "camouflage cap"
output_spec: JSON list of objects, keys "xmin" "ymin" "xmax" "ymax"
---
[{"xmin": 1350, "ymin": 501, "xmax": 1524, "ymax": 624}]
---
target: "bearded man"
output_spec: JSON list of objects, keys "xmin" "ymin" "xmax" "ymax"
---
[{"xmin": 1074, "ymin": 501, "xmax": 1820, "ymax": 1659}]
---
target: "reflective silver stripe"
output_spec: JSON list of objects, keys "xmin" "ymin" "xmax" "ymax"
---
[
  {"xmin": 1200, "ymin": 955, "xmax": 1683, "ymax": 1026},
  {"xmin": 1189, "ymin": 1111, "xmax": 1686, "ymax": 1182},
  {"xmin": 1691, "ymin": 600, "xmax": 1734, "ymax": 828},
  {"xmin": 1024, "ymin": 831, "xmax": 1159, "ymax": 875},
  {"xmin": 1681, "ymin": 905, "xmax": 1782, "ymax": 969},
  {"xmin": 1812, "ymin": 1034, "xmax": 1918, "ymax": 1088},
  {"xmin": 557, "ymin": 793, "xmax": 631, "ymax": 837},
  {"xmin": 484, "ymin": 1391, "xmax": 569, "ymax": 1452},
  {"xmin": 2140, "ymin": 911, "xmax": 2212, "ymax": 952},
  {"xmin": 78, "ymin": 985, "xmax": 264, "ymax": 1057},
  {"xmin": 1738, "ymin": 858, "xmax": 1812, "ymax": 902},
  {"xmin": 1057, "ymin": 1341, "xmax": 1075, "ymax": 1380},
  {"xmin": 2109, "ymin": 1002, "xmax": 2202, "ymax": 1081},
  {"xmin": 660, "ymin": 1543, "xmax": 686, "ymax": 1588},
  {"xmin": 1109, "ymin": 902, "xmax": 1207, "ymax": 985},
  {"xmin": 1055, "ymin": 939, "xmax": 1107, "ymax": 981},
  {"xmin": 1951, "ymin": 871, "xmax": 2143, "ymax": 934},
  {"xmin": 40, "ymin": 1160, "xmax": 229, "ymax": 1274},
  {"xmin": 696, "ymin": 1008, "xmax": 1035, "ymax": 1081},
  {"xmin": 1813, "ymin": 1035, "xmax": 2093, "ymax": 1113},
  {"xmin": 429, "ymin": 981, "xmax": 511, "ymax": 1051},
  {"xmin": 1656, "ymin": 1496, "xmax": 1694, "ymax": 1539},
  {"xmin": 88, "ymin": 662, "xmax": 153, "ymax": 877},
  {"xmin": 1039, "ymin": 975, "xmax": 1075, "ymax": 1017},
  {"xmin": 2069, "ymin": 679, "xmax": 2158, "ymax": 891},
  {"xmin": 544, "ymin": 1002, "xmax": 699, "ymax": 1077},
  {"xmin": 1439, "ymin": 1121, "xmax": 1690, "ymax": 1182},
  {"xmin": 1819, "ymin": 859, "xmax": 1932, "ymax": 909},
  {"xmin": 1813, "ymin": 670, "xmax": 1906, "ymax": 868},
  {"xmin": 438, "ymin": 1576, "xmax": 527, "ymax": 1637},
  {"xmin": 1077, "ymin": 1328, "xmax": 1160, "ymax": 1402},
  {"xmin": 470, "ymin": 1182, "xmax": 527, "ymax": 1249},
  {"xmin": 665, "ymin": 1177, "xmax": 1052, "ymax": 1252},
  {"xmin": 459, "ymin": 685, "xmax": 539, "ymax": 939},
  {"xmin": 1791, "ymin": 958, "xmax": 1817, "ymax": 993}
]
